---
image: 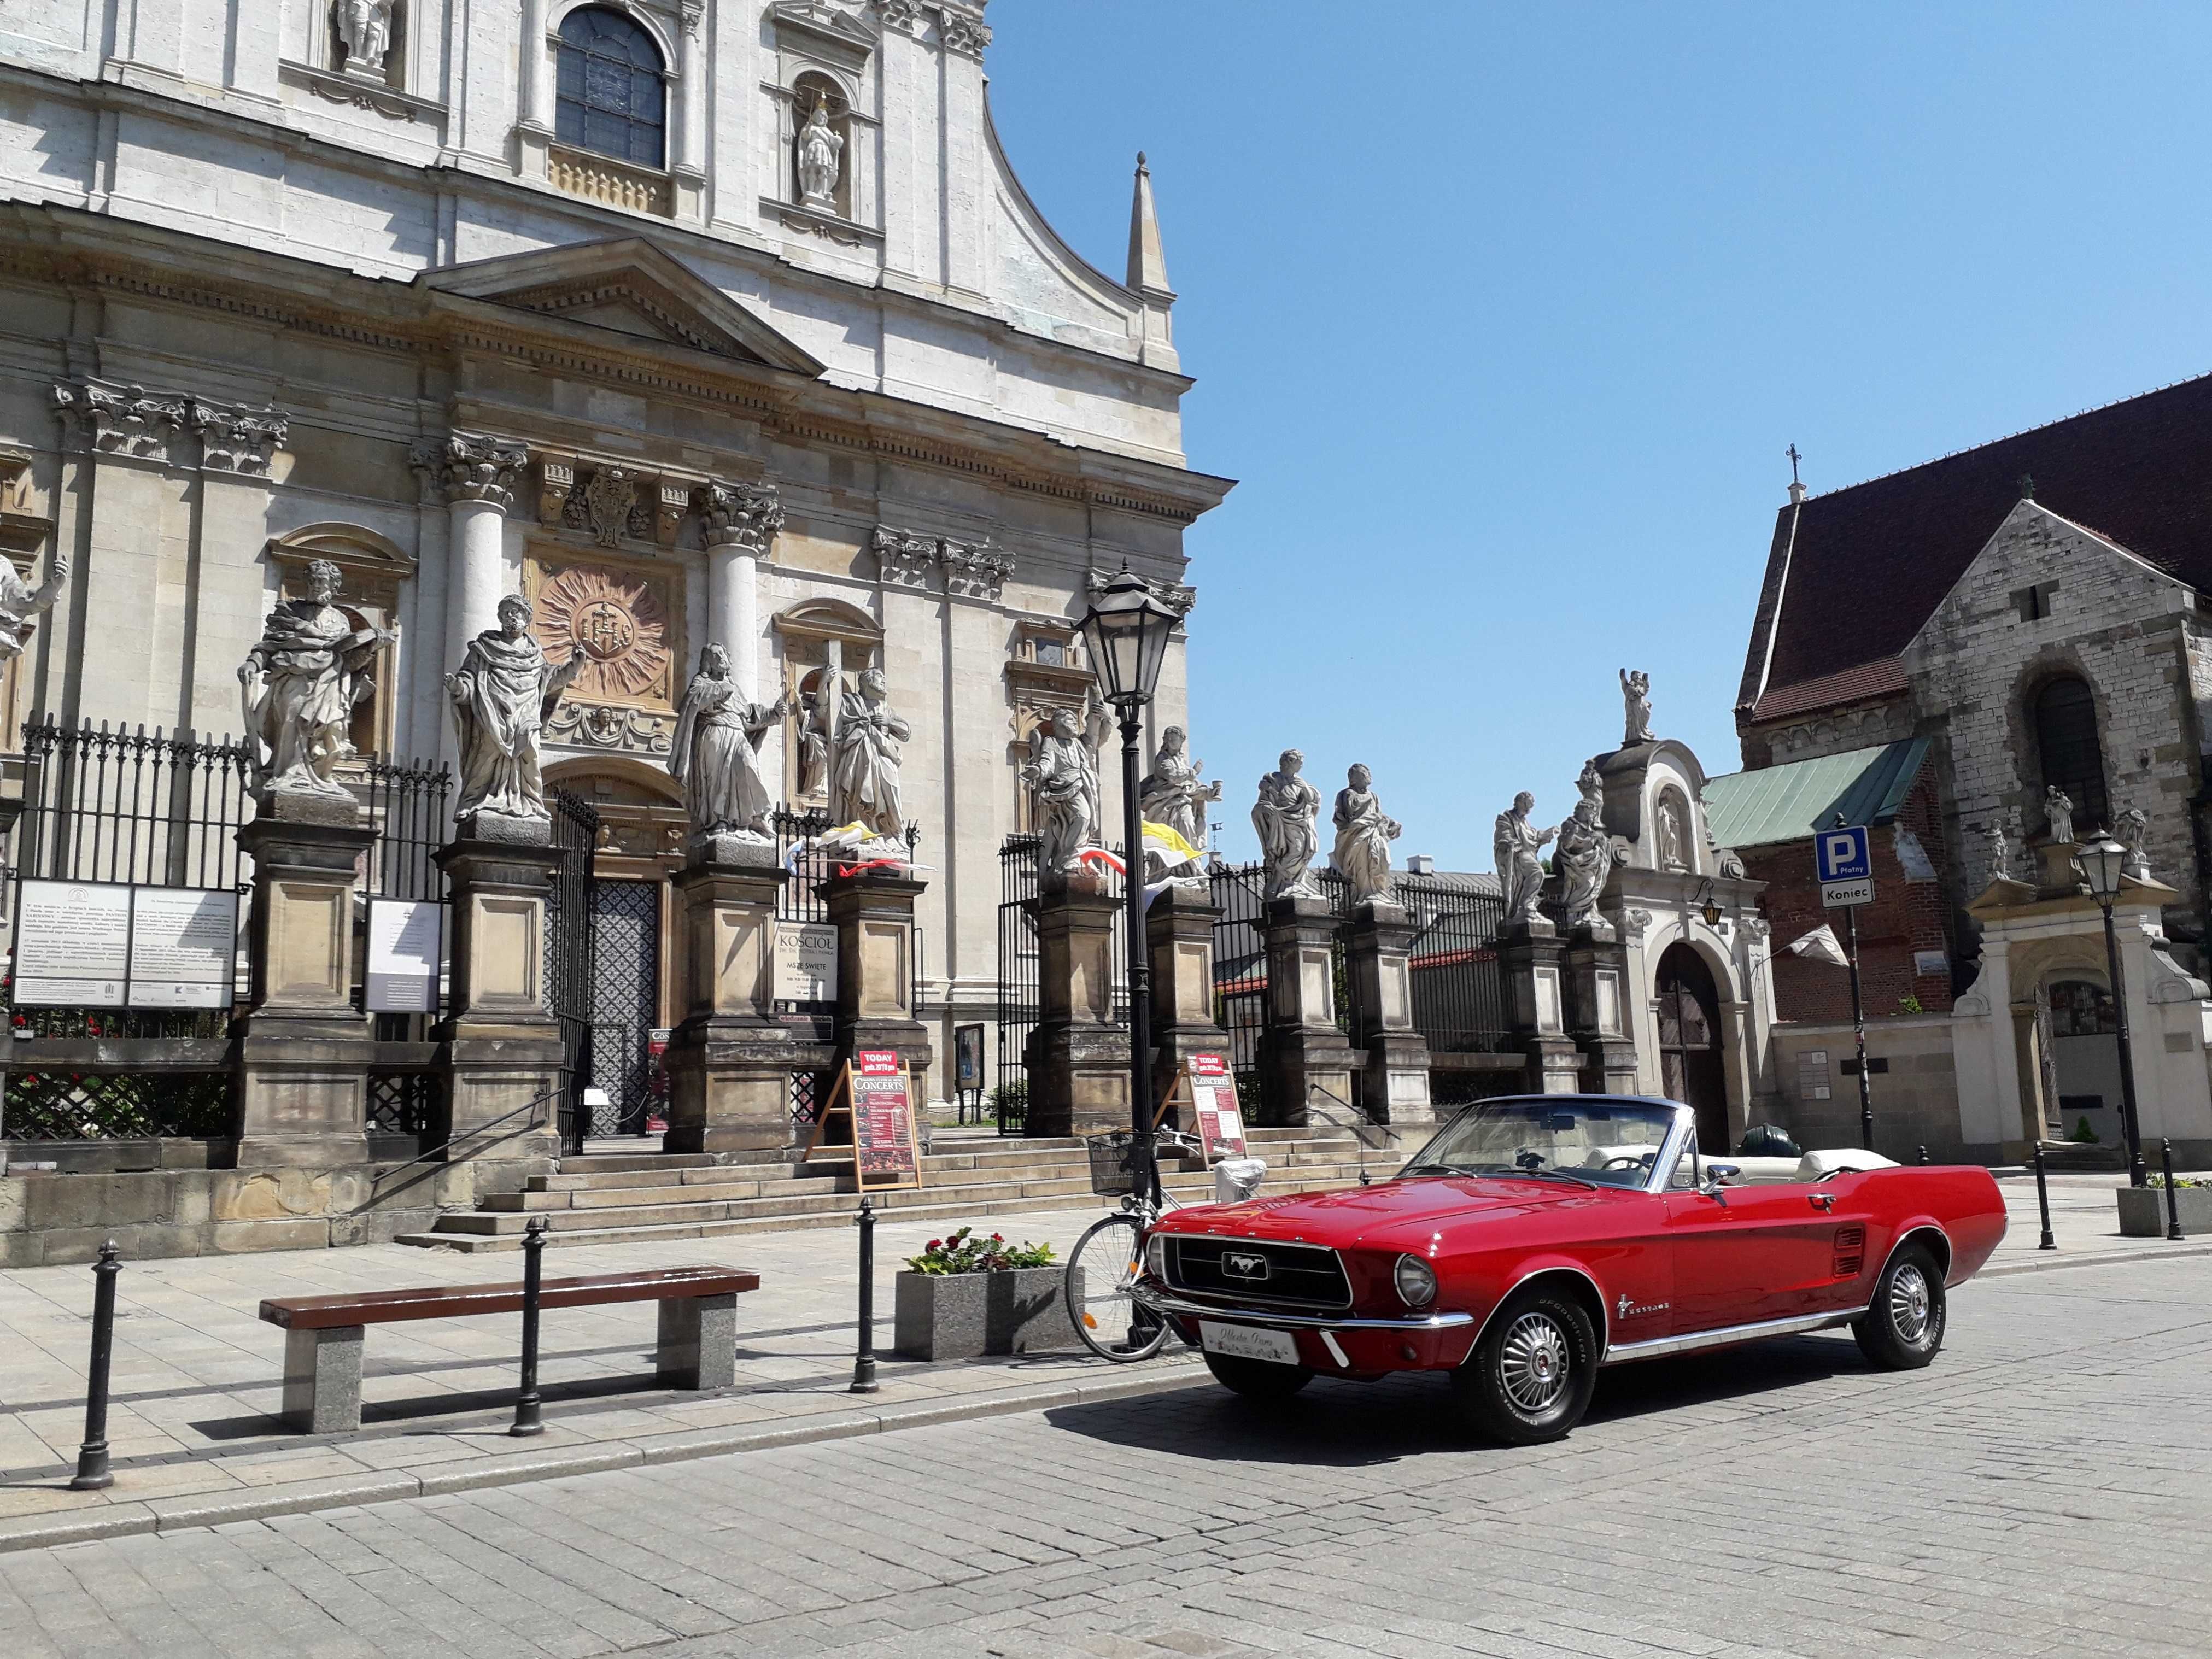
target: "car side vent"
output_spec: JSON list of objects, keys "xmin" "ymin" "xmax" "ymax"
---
[{"xmin": 1832, "ymin": 1226, "xmax": 1866, "ymax": 1279}]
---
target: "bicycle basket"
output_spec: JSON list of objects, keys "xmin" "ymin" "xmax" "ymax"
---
[{"xmin": 1085, "ymin": 1132, "xmax": 1139, "ymax": 1197}]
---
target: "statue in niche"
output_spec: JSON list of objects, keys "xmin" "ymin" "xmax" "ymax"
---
[
  {"xmin": 793, "ymin": 676, "xmax": 832, "ymax": 800},
  {"xmin": 1987, "ymin": 819, "xmax": 2013, "ymax": 884},
  {"xmin": 0, "ymin": 548, "xmax": 68, "ymax": 662},
  {"xmin": 1253, "ymin": 749, "xmax": 1323, "ymax": 902},
  {"xmin": 1494, "ymin": 791, "xmax": 1556, "ymax": 927},
  {"xmin": 796, "ymin": 100, "xmax": 844, "ymax": 212},
  {"xmin": 1330, "ymin": 764, "xmax": 1401, "ymax": 905},
  {"xmin": 1554, "ymin": 796, "xmax": 1615, "ymax": 931},
  {"xmin": 2119, "ymin": 805, "xmax": 2151, "ymax": 880},
  {"xmin": 1620, "ymin": 668, "xmax": 1655, "ymax": 746},
  {"xmin": 446, "ymin": 593, "xmax": 585, "ymax": 826},
  {"xmin": 238, "ymin": 558, "xmax": 391, "ymax": 801},
  {"xmin": 829, "ymin": 665, "xmax": 910, "ymax": 842},
  {"xmin": 1656, "ymin": 794, "xmax": 1689, "ymax": 871},
  {"xmin": 2044, "ymin": 784, "xmax": 2075, "ymax": 846},
  {"xmin": 1139, "ymin": 725, "xmax": 1222, "ymax": 852},
  {"xmin": 1022, "ymin": 707, "xmax": 1102, "ymax": 885},
  {"xmin": 670, "ymin": 644, "xmax": 789, "ymax": 841},
  {"xmin": 336, "ymin": 0, "xmax": 395, "ymax": 76}
]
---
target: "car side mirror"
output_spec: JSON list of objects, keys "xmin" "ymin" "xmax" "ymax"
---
[{"xmin": 1700, "ymin": 1162, "xmax": 1741, "ymax": 1198}]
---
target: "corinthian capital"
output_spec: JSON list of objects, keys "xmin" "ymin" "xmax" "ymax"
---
[
  {"xmin": 411, "ymin": 432, "xmax": 530, "ymax": 510},
  {"xmin": 52, "ymin": 380, "xmax": 189, "ymax": 462},
  {"xmin": 188, "ymin": 398, "xmax": 290, "ymax": 476},
  {"xmin": 694, "ymin": 480, "xmax": 785, "ymax": 552}
]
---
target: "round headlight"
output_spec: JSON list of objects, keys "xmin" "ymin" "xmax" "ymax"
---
[
  {"xmin": 1144, "ymin": 1233, "xmax": 1169, "ymax": 1280},
  {"xmin": 1394, "ymin": 1253, "xmax": 1437, "ymax": 1309}
]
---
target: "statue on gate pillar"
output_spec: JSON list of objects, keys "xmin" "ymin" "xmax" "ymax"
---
[
  {"xmin": 0, "ymin": 548, "xmax": 67, "ymax": 663},
  {"xmin": 829, "ymin": 665, "xmax": 910, "ymax": 846},
  {"xmin": 446, "ymin": 594, "xmax": 585, "ymax": 830},
  {"xmin": 1495, "ymin": 790, "xmax": 1556, "ymax": 927},
  {"xmin": 669, "ymin": 643, "xmax": 788, "ymax": 842},
  {"xmin": 1329, "ymin": 763, "xmax": 1400, "ymax": 905},
  {"xmin": 1253, "ymin": 748, "xmax": 1322, "ymax": 902},
  {"xmin": 238, "ymin": 558, "xmax": 391, "ymax": 802},
  {"xmin": 1023, "ymin": 706, "xmax": 1102, "ymax": 887}
]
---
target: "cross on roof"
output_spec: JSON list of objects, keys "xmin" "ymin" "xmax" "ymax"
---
[{"xmin": 1786, "ymin": 443, "xmax": 1803, "ymax": 485}]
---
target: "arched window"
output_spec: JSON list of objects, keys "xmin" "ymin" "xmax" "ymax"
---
[
  {"xmin": 556, "ymin": 7, "xmax": 666, "ymax": 169},
  {"xmin": 2032, "ymin": 676, "xmax": 2109, "ymax": 833}
]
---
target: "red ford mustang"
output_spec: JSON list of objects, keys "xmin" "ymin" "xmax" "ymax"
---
[{"xmin": 1133, "ymin": 1095, "xmax": 2007, "ymax": 1444}]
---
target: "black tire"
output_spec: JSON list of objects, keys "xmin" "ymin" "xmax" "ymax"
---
[
  {"xmin": 1065, "ymin": 1213, "xmax": 1171, "ymax": 1362},
  {"xmin": 1203, "ymin": 1352, "xmax": 1314, "ymax": 1400},
  {"xmin": 1451, "ymin": 1284, "xmax": 1599, "ymax": 1446},
  {"xmin": 1853, "ymin": 1242, "xmax": 1947, "ymax": 1370}
]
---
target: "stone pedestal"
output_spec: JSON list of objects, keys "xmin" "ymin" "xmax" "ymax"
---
[
  {"xmin": 664, "ymin": 839, "xmax": 793, "ymax": 1156},
  {"xmin": 1257, "ymin": 894, "xmax": 1360, "ymax": 1127},
  {"xmin": 232, "ymin": 799, "xmax": 376, "ymax": 1169},
  {"xmin": 1145, "ymin": 884, "xmax": 1233, "ymax": 1108},
  {"xmin": 430, "ymin": 834, "xmax": 563, "ymax": 1190},
  {"xmin": 1025, "ymin": 873, "xmax": 1130, "ymax": 1137},
  {"xmin": 1497, "ymin": 919, "xmax": 1583, "ymax": 1095},
  {"xmin": 822, "ymin": 865, "xmax": 933, "ymax": 1088},
  {"xmin": 1348, "ymin": 900, "xmax": 1434, "ymax": 1127},
  {"xmin": 1564, "ymin": 921, "xmax": 1640, "ymax": 1094}
]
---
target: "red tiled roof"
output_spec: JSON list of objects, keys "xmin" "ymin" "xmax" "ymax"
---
[
  {"xmin": 1739, "ymin": 370, "xmax": 2212, "ymax": 714},
  {"xmin": 1748, "ymin": 657, "xmax": 1909, "ymax": 724}
]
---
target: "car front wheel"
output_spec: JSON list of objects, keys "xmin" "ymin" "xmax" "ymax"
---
[
  {"xmin": 1203, "ymin": 1352, "xmax": 1313, "ymax": 1400},
  {"xmin": 1451, "ymin": 1286, "xmax": 1599, "ymax": 1446},
  {"xmin": 1853, "ymin": 1242, "xmax": 1946, "ymax": 1370}
]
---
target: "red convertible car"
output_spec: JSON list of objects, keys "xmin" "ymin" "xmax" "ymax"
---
[{"xmin": 1132, "ymin": 1095, "xmax": 2006, "ymax": 1444}]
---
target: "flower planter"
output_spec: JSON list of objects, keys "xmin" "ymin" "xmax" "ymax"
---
[
  {"xmin": 2116, "ymin": 1185, "xmax": 2212, "ymax": 1237},
  {"xmin": 892, "ymin": 1265, "xmax": 1080, "ymax": 1361}
]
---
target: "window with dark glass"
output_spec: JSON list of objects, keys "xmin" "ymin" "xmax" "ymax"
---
[
  {"xmin": 555, "ymin": 7, "xmax": 666, "ymax": 169},
  {"xmin": 2032, "ymin": 676, "xmax": 2109, "ymax": 832}
]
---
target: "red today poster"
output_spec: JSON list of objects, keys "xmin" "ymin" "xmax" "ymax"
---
[{"xmin": 1187, "ymin": 1053, "xmax": 1248, "ymax": 1160}]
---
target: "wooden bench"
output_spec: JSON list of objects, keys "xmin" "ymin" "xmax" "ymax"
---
[{"xmin": 258, "ymin": 1265, "xmax": 760, "ymax": 1433}]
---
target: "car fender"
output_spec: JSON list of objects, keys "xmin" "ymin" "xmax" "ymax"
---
[
  {"xmin": 1880, "ymin": 1215, "xmax": 1955, "ymax": 1283},
  {"xmin": 1457, "ymin": 1253, "xmax": 1612, "ymax": 1363}
]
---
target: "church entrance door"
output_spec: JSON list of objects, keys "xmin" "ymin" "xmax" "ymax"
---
[
  {"xmin": 587, "ymin": 878, "xmax": 663, "ymax": 1136},
  {"xmin": 1655, "ymin": 943, "xmax": 1729, "ymax": 1152}
]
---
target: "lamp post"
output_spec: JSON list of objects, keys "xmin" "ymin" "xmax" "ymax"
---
[
  {"xmin": 2075, "ymin": 829, "xmax": 2148, "ymax": 1188},
  {"xmin": 1078, "ymin": 569, "xmax": 1180, "ymax": 1205}
]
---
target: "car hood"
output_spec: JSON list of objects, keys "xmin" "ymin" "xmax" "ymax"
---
[{"xmin": 1160, "ymin": 1176, "xmax": 1606, "ymax": 1250}]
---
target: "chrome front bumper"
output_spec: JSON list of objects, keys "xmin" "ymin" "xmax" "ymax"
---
[{"xmin": 1130, "ymin": 1280, "xmax": 1474, "ymax": 1333}]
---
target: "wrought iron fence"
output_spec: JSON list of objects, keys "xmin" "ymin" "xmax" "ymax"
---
[
  {"xmin": 993, "ymin": 835, "xmax": 1129, "ymax": 1133},
  {"xmin": 362, "ymin": 757, "xmax": 450, "ymax": 902},
  {"xmin": 1398, "ymin": 877, "xmax": 1512, "ymax": 1053},
  {"xmin": 547, "ymin": 789, "xmax": 600, "ymax": 1157}
]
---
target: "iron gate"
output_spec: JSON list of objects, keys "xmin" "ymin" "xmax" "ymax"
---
[
  {"xmin": 993, "ymin": 834, "xmax": 1130, "ymax": 1135},
  {"xmin": 587, "ymin": 878, "xmax": 660, "ymax": 1136},
  {"xmin": 548, "ymin": 789, "xmax": 599, "ymax": 1156}
]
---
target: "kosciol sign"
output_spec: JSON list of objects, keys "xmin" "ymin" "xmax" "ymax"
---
[{"xmin": 1816, "ymin": 825, "xmax": 1874, "ymax": 910}]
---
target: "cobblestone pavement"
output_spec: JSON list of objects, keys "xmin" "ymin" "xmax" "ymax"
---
[{"xmin": 2, "ymin": 1252, "xmax": 2207, "ymax": 1658}]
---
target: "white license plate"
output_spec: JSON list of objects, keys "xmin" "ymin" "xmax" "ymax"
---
[{"xmin": 1198, "ymin": 1320, "xmax": 1301, "ymax": 1366}]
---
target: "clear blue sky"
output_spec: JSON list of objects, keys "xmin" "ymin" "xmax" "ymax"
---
[{"xmin": 984, "ymin": 2, "xmax": 2212, "ymax": 872}]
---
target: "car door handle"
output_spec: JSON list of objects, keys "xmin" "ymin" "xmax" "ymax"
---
[{"xmin": 1808, "ymin": 1194, "xmax": 1836, "ymax": 1212}]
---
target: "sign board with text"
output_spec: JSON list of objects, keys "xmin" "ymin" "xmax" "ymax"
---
[
  {"xmin": 127, "ymin": 887, "xmax": 239, "ymax": 1009},
  {"xmin": 801, "ymin": 1047, "xmax": 923, "ymax": 1191},
  {"xmin": 1816, "ymin": 825, "xmax": 1874, "ymax": 909},
  {"xmin": 13, "ymin": 879, "xmax": 239, "ymax": 1009},
  {"xmin": 1185, "ymin": 1053, "xmax": 1249, "ymax": 1162},
  {"xmin": 775, "ymin": 920, "xmax": 838, "ymax": 1004},
  {"xmin": 365, "ymin": 898, "xmax": 444, "ymax": 1013}
]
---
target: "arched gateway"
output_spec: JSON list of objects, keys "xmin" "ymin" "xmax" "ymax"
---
[{"xmin": 1655, "ymin": 942, "xmax": 1729, "ymax": 1151}]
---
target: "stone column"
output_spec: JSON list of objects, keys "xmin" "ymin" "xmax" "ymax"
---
[
  {"xmin": 1496, "ymin": 918, "xmax": 1583, "ymax": 1094},
  {"xmin": 1563, "ymin": 920, "xmax": 1639, "ymax": 1095},
  {"xmin": 1025, "ymin": 873, "xmax": 1128, "ymax": 1136},
  {"xmin": 431, "ymin": 830, "xmax": 564, "ymax": 1192},
  {"xmin": 185, "ymin": 400, "xmax": 290, "ymax": 732},
  {"xmin": 233, "ymin": 798, "xmax": 377, "ymax": 1169},
  {"xmin": 1146, "ymin": 883, "xmax": 1233, "ymax": 1096},
  {"xmin": 823, "ymin": 865, "xmax": 933, "ymax": 1084},
  {"xmin": 414, "ymin": 434, "xmax": 528, "ymax": 724},
  {"xmin": 1347, "ymin": 899, "xmax": 1435, "ymax": 1128},
  {"xmin": 663, "ymin": 838, "xmax": 794, "ymax": 1155},
  {"xmin": 516, "ymin": 0, "xmax": 554, "ymax": 178},
  {"xmin": 670, "ymin": 3, "xmax": 707, "ymax": 220},
  {"xmin": 1256, "ymin": 894, "xmax": 1359, "ymax": 1127},
  {"xmin": 695, "ymin": 482, "xmax": 781, "ymax": 700}
]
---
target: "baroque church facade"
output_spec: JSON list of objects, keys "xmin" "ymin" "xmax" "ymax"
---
[{"xmin": 0, "ymin": 0, "xmax": 1230, "ymax": 1104}]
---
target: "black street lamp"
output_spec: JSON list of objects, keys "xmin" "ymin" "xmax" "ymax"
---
[
  {"xmin": 2075, "ymin": 829, "xmax": 2149, "ymax": 1188},
  {"xmin": 1078, "ymin": 568, "xmax": 1180, "ymax": 1203}
]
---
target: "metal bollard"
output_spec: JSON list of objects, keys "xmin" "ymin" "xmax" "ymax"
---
[
  {"xmin": 851, "ymin": 1197, "xmax": 879, "ymax": 1394},
  {"xmin": 1917, "ymin": 1145, "xmax": 1930, "ymax": 1166},
  {"xmin": 2032, "ymin": 1142, "xmax": 2057, "ymax": 1251},
  {"xmin": 69, "ymin": 1240, "xmax": 122, "ymax": 1491},
  {"xmin": 2163, "ymin": 1139, "xmax": 2186, "ymax": 1242},
  {"xmin": 512, "ymin": 1216, "xmax": 547, "ymax": 1437}
]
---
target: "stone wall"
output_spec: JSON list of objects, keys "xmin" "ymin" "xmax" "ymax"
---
[{"xmin": 1764, "ymin": 1016, "xmax": 1967, "ymax": 1161}]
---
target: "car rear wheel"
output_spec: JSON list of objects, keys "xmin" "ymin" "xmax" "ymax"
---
[
  {"xmin": 1203, "ymin": 1352, "xmax": 1314, "ymax": 1400},
  {"xmin": 1451, "ymin": 1285, "xmax": 1598, "ymax": 1446},
  {"xmin": 1853, "ymin": 1242, "xmax": 1946, "ymax": 1370}
]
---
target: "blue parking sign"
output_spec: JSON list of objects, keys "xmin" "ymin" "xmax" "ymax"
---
[{"xmin": 1816, "ymin": 825, "xmax": 1872, "ymax": 882}]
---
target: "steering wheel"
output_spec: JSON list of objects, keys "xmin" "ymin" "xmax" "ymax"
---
[{"xmin": 1601, "ymin": 1153, "xmax": 1654, "ymax": 1173}]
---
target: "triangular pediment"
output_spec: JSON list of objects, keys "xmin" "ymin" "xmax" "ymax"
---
[{"xmin": 417, "ymin": 238, "xmax": 827, "ymax": 377}]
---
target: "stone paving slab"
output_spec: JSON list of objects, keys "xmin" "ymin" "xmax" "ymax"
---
[{"xmin": 0, "ymin": 1170, "xmax": 2200, "ymax": 1555}]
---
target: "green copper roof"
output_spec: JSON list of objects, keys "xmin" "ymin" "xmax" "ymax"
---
[{"xmin": 1703, "ymin": 738, "xmax": 1929, "ymax": 850}]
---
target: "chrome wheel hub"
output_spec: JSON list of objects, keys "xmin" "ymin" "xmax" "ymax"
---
[
  {"xmin": 1500, "ymin": 1312, "xmax": 1571, "ymax": 1414},
  {"xmin": 1890, "ymin": 1263, "xmax": 1933, "ymax": 1342}
]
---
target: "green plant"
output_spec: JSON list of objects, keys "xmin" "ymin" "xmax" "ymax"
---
[
  {"xmin": 1898, "ymin": 994, "xmax": 1923, "ymax": 1016},
  {"xmin": 2069, "ymin": 1116, "xmax": 2100, "ymax": 1144},
  {"xmin": 903, "ymin": 1226, "xmax": 1055, "ymax": 1275},
  {"xmin": 2147, "ymin": 1173, "xmax": 2211, "ymax": 1189},
  {"xmin": 987, "ymin": 1079, "xmax": 1027, "ymax": 1110}
]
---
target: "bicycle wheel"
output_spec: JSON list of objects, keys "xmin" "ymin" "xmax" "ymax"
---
[{"xmin": 1065, "ymin": 1212, "xmax": 1171, "ymax": 1362}]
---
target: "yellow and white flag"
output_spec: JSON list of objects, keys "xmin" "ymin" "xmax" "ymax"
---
[{"xmin": 1141, "ymin": 820, "xmax": 1202, "ymax": 871}]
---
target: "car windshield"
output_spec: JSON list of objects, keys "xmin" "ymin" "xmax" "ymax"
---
[{"xmin": 1397, "ymin": 1099, "xmax": 1677, "ymax": 1190}]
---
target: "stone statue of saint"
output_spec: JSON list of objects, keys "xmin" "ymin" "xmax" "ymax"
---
[
  {"xmin": 446, "ymin": 594, "xmax": 584, "ymax": 827},
  {"xmin": 0, "ymin": 548, "xmax": 68, "ymax": 661},
  {"xmin": 1253, "ymin": 749, "xmax": 1322, "ymax": 902},
  {"xmin": 1330, "ymin": 764, "xmax": 1401, "ymax": 905},
  {"xmin": 797, "ymin": 102, "xmax": 844, "ymax": 210},
  {"xmin": 1987, "ymin": 819, "xmax": 2012, "ymax": 883},
  {"xmin": 336, "ymin": 0, "xmax": 394, "ymax": 74},
  {"xmin": 2118, "ymin": 805, "xmax": 2151, "ymax": 881},
  {"xmin": 1494, "ymin": 790, "xmax": 1557, "ymax": 927},
  {"xmin": 1657, "ymin": 795, "xmax": 1687, "ymax": 870},
  {"xmin": 829, "ymin": 665, "xmax": 910, "ymax": 841},
  {"xmin": 2044, "ymin": 784, "xmax": 2075, "ymax": 846},
  {"xmin": 1620, "ymin": 669, "xmax": 1655, "ymax": 746},
  {"xmin": 669, "ymin": 645, "xmax": 789, "ymax": 841},
  {"xmin": 238, "ymin": 558, "xmax": 390, "ymax": 801},
  {"xmin": 1139, "ymin": 725, "xmax": 1222, "ymax": 851},
  {"xmin": 1576, "ymin": 756, "xmax": 1603, "ymax": 812},
  {"xmin": 794, "ymin": 679, "xmax": 831, "ymax": 799},
  {"xmin": 1554, "ymin": 798, "xmax": 1615, "ymax": 929},
  {"xmin": 1021, "ymin": 707, "xmax": 1101, "ymax": 883}
]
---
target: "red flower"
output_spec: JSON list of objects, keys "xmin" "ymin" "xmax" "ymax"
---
[
  {"xmin": 991, "ymin": 1233, "xmax": 1004, "ymax": 1242},
  {"xmin": 926, "ymin": 1239, "xmax": 942, "ymax": 1251}
]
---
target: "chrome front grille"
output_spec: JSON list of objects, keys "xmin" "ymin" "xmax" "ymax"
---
[{"xmin": 1166, "ymin": 1237, "xmax": 1352, "ymax": 1310}]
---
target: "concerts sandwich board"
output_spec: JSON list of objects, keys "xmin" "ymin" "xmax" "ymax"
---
[
  {"xmin": 1154, "ymin": 1052, "xmax": 1249, "ymax": 1164},
  {"xmin": 803, "ymin": 1048, "xmax": 923, "ymax": 1192}
]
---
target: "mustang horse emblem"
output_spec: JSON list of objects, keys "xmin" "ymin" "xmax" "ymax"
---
[{"xmin": 1222, "ymin": 1252, "xmax": 1270, "ymax": 1281}]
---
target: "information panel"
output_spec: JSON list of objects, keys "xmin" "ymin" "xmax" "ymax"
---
[
  {"xmin": 14, "ymin": 880, "xmax": 130, "ymax": 1006},
  {"xmin": 851, "ymin": 1049, "xmax": 920, "ymax": 1181},
  {"xmin": 1187, "ymin": 1053, "xmax": 1250, "ymax": 1161},
  {"xmin": 775, "ymin": 921, "xmax": 838, "ymax": 1003},
  {"xmin": 127, "ymin": 887, "xmax": 239, "ymax": 1009},
  {"xmin": 366, "ymin": 898, "xmax": 444, "ymax": 1013}
]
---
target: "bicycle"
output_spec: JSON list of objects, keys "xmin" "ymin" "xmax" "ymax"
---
[{"xmin": 1064, "ymin": 1126, "xmax": 1201, "ymax": 1362}]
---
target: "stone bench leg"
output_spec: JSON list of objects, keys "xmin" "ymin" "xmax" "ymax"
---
[
  {"xmin": 655, "ymin": 1294, "xmax": 738, "ymax": 1390},
  {"xmin": 282, "ymin": 1326, "xmax": 365, "ymax": 1433}
]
